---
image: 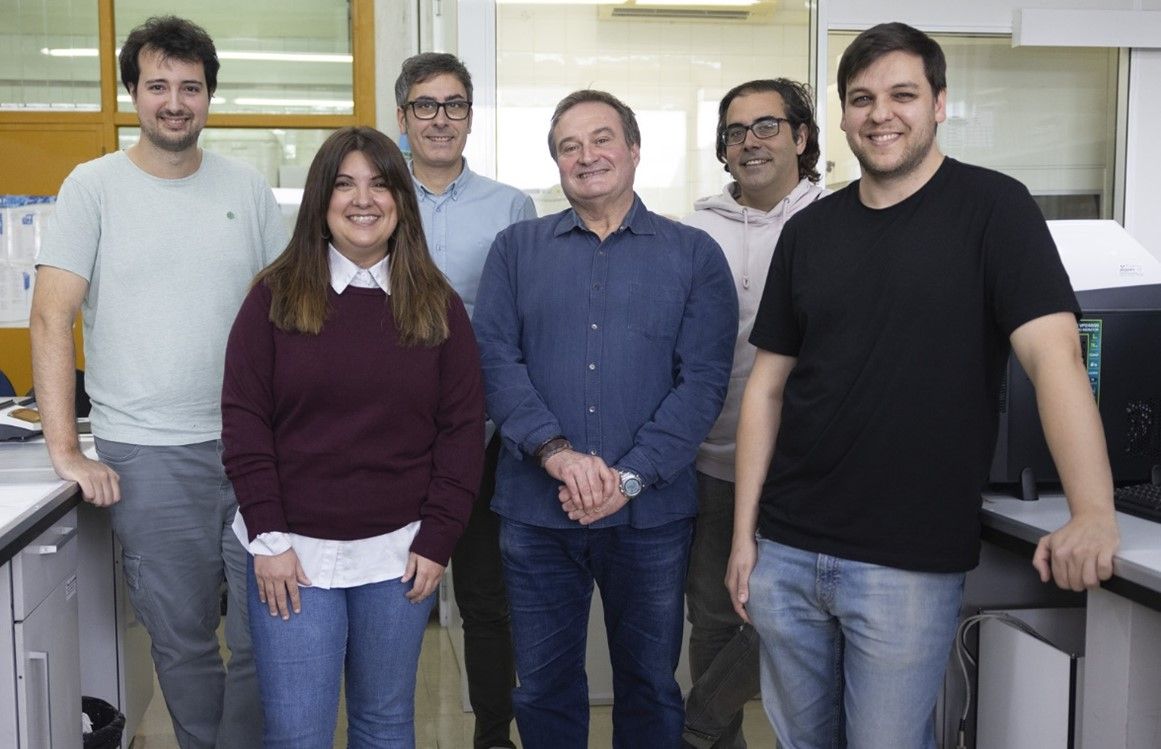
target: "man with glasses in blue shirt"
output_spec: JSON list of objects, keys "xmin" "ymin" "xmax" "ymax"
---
[
  {"xmin": 474, "ymin": 90, "xmax": 737, "ymax": 748},
  {"xmin": 395, "ymin": 52, "xmax": 536, "ymax": 749}
]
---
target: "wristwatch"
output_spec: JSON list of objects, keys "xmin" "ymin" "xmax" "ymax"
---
[{"xmin": 617, "ymin": 469, "xmax": 644, "ymax": 499}]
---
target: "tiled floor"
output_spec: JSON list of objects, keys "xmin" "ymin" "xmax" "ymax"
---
[{"xmin": 129, "ymin": 623, "xmax": 778, "ymax": 748}]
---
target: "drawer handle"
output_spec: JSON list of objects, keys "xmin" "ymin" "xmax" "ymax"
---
[{"xmin": 27, "ymin": 525, "xmax": 78, "ymax": 556}]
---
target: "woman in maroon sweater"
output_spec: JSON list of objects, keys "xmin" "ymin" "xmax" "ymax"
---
[{"xmin": 222, "ymin": 126, "xmax": 484, "ymax": 748}]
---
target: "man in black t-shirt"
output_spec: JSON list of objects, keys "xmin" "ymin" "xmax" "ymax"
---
[{"xmin": 725, "ymin": 22, "xmax": 1120, "ymax": 748}]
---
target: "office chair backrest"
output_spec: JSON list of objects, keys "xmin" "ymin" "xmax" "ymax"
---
[{"xmin": 0, "ymin": 369, "xmax": 16, "ymax": 397}]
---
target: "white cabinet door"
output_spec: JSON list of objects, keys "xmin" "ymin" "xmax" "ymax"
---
[
  {"xmin": 1, "ymin": 563, "xmax": 18, "ymax": 746},
  {"xmin": 15, "ymin": 574, "xmax": 80, "ymax": 748}
]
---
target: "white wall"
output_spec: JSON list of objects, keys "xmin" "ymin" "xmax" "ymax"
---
[
  {"xmin": 828, "ymin": 0, "xmax": 1161, "ymax": 32},
  {"xmin": 457, "ymin": 4, "xmax": 811, "ymax": 217},
  {"xmin": 1125, "ymin": 49, "xmax": 1161, "ymax": 260}
]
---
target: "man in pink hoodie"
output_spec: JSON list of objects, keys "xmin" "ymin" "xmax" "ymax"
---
[{"xmin": 681, "ymin": 78, "xmax": 828, "ymax": 749}]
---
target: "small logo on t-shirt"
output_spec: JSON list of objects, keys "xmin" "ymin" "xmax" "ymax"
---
[{"xmin": 227, "ymin": 211, "xmax": 236, "ymax": 220}]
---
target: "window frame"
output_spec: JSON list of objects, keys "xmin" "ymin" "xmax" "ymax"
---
[{"xmin": 0, "ymin": 0, "xmax": 376, "ymax": 154}]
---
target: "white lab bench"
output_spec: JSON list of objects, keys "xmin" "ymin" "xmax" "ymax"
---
[
  {"xmin": 1, "ymin": 440, "xmax": 151, "ymax": 748},
  {"xmin": 953, "ymin": 493, "xmax": 1161, "ymax": 748},
  {"xmin": 1, "ymin": 442, "xmax": 83, "ymax": 747}
]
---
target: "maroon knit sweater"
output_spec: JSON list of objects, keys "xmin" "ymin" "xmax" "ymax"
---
[{"xmin": 221, "ymin": 282, "xmax": 484, "ymax": 566}]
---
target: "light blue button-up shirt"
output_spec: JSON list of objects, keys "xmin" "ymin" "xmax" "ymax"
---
[
  {"xmin": 411, "ymin": 160, "xmax": 536, "ymax": 318},
  {"xmin": 474, "ymin": 196, "xmax": 738, "ymax": 529}
]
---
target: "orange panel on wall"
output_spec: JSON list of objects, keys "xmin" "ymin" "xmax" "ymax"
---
[
  {"xmin": 0, "ymin": 124, "xmax": 105, "ymax": 195},
  {"xmin": 1, "ymin": 123, "xmax": 103, "ymax": 393}
]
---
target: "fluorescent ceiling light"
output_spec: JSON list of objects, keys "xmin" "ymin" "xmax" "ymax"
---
[
  {"xmin": 233, "ymin": 97, "xmax": 353, "ymax": 108},
  {"xmin": 41, "ymin": 48, "xmax": 351, "ymax": 63},
  {"xmin": 219, "ymin": 51, "xmax": 352, "ymax": 63},
  {"xmin": 41, "ymin": 47, "xmax": 98, "ymax": 57}
]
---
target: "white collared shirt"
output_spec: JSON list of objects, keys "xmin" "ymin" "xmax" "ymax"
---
[
  {"xmin": 231, "ymin": 245, "xmax": 421, "ymax": 589},
  {"xmin": 327, "ymin": 244, "xmax": 392, "ymax": 294}
]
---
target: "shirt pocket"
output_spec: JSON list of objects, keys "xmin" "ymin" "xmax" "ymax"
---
[{"xmin": 628, "ymin": 282, "xmax": 686, "ymax": 341}]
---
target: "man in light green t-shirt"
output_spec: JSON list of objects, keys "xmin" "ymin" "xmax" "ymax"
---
[{"xmin": 30, "ymin": 16, "xmax": 285, "ymax": 749}]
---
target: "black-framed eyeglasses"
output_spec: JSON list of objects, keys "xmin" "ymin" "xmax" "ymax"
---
[
  {"xmin": 722, "ymin": 116, "xmax": 790, "ymax": 146},
  {"xmin": 406, "ymin": 99, "xmax": 472, "ymax": 121}
]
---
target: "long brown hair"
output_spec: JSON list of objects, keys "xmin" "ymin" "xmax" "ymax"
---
[{"xmin": 254, "ymin": 126, "xmax": 452, "ymax": 346}]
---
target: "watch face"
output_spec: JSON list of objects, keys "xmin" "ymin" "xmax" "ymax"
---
[{"xmin": 622, "ymin": 474, "xmax": 642, "ymax": 497}]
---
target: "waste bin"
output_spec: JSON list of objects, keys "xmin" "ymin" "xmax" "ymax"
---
[{"xmin": 83, "ymin": 696, "xmax": 126, "ymax": 749}]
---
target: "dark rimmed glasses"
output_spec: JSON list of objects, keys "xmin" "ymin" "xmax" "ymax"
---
[
  {"xmin": 406, "ymin": 99, "xmax": 472, "ymax": 120},
  {"xmin": 722, "ymin": 116, "xmax": 790, "ymax": 146}
]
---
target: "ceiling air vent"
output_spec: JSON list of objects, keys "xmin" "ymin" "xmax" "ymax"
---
[
  {"xmin": 598, "ymin": 1, "xmax": 777, "ymax": 24},
  {"xmin": 609, "ymin": 7, "xmax": 751, "ymax": 20}
]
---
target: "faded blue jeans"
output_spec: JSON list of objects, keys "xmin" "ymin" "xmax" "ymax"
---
[
  {"xmin": 747, "ymin": 539, "xmax": 965, "ymax": 749},
  {"xmin": 500, "ymin": 517, "xmax": 693, "ymax": 749},
  {"xmin": 247, "ymin": 562, "xmax": 435, "ymax": 749}
]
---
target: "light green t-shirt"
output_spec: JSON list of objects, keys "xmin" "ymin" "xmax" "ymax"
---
[{"xmin": 38, "ymin": 150, "xmax": 287, "ymax": 444}]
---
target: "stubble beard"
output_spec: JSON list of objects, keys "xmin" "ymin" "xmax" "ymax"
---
[
  {"xmin": 142, "ymin": 121, "xmax": 201, "ymax": 154},
  {"xmin": 851, "ymin": 126, "xmax": 937, "ymax": 183}
]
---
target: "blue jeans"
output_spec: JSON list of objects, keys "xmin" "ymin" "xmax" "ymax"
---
[
  {"xmin": 500, "ymin": 517, "xmax": 693, "ymax": 749},
  {"xmin": 747, "ymin": 539, "xmax": 964, "ymax": 749},
  {"xmin": 247, "ymin": 560, "xmax": 435, "ymax": 749}
]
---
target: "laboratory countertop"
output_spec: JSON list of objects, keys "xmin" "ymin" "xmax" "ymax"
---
[
  {"xmin": 0, "ymin": 440, "xmax": 81, "ymax": 566},
  {"xmin": 981, "ymin": 492, "xmax": 1161, "ymax": 608}
]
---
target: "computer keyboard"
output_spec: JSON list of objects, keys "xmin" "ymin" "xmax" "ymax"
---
[{"xmin": 1113, "ymin": 482, "xmax": 1161, "ymax": 523}]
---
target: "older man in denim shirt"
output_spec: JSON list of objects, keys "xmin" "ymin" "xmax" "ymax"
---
[{"xmin": 474, "ymin": 90, "xmax": 737, "ymax": 749}]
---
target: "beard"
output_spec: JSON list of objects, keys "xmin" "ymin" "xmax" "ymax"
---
[
  {"xmin": 140, "ymin": 118, "xmax": 202, "ymax": 153},
  {"xmin": 849, "ymin": 125, "xmax": 937, "ymax": 181}
]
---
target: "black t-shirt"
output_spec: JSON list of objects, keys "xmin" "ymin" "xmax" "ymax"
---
[{"xmin": 749, "ymin": 158, "xmax": 1080, "ymax": 572}]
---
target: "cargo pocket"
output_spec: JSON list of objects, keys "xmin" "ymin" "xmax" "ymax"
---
[{"xmin": 119, "ymin": 552, "xmax": 159, "ymax": 636}]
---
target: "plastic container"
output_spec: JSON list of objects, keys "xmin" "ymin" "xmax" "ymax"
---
[{"xmin": 82, "ymin": 696, "xmax": 126, "ymax": 749}]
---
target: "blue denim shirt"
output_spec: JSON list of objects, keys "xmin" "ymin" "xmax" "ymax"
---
[
  {"xmin": 474, "ymin": 195, "xmax": 738, "ymax": 529},
  {"xmin": 411, "ymin": 160, "xmax": 537, "ymax": 318}
]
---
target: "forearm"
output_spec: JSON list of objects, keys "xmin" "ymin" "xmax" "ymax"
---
[
  {"xmin": 1014, "ymin": 313, "xmax": 1115, "ymax": 518},
  {"xmin": 29, "ymin": 304, "xmax": 81, "ymax": 462},
  {"xmin": 618, "ymin": 380, "xmax": 727, "ymax": 486},
  {"xmin": 221, "ymin": 288, "xmax": 287, "ymax": 534},
  {"xmin": 1034, "ymin": 357, "xmax": 1115, "ymax": 517},
  {"xmin": 732, "ymin": 351, "xmax": 794, "ymax": 543},
  {"xmin": 733, "ymin": 387, "xmax": 781, "ymax": 544},
  {"xmin": 623, "ymin": 254, "xmax": 737, "ymax": 484}
]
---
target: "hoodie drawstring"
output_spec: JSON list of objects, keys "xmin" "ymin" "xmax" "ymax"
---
[{"xmin": 741, "ymin": 209, "xmax": 751, "ymax": 290}]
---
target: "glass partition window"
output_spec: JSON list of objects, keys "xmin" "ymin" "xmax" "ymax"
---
[
  {"xmin": 824, "ymin": 33, "xmax": 1119, "ymax": 220},
  {"xmin": 0, "ymin": 0, "xmax": 100, "ymax": 110},
  {"xmin": 118, "ymin": 126, "xmax": 332, "ymax": 189},
  {"xmin": 114, "ymin": 0, "xmax": 353, "ymax": 115},
  {"xmin": 494, "ymin": 1, "xmax": 811, "ymax": 218}
]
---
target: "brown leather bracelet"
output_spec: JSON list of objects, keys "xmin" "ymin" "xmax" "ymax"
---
[{"xmin": 536, "ymin": 436, "xmax": 572, "ymax": 467}]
